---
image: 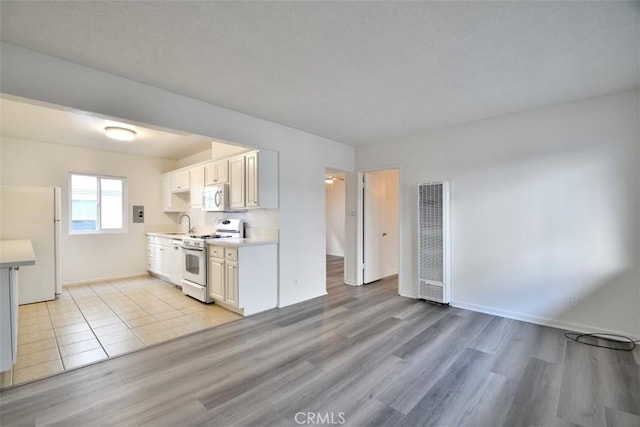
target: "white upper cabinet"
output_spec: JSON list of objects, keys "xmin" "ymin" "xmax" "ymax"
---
[
  {"xmin": 162, "ymin": 173, "xmax": 187, "ymax": 212},
  {"xmin": 171, "ymin": 170, "xmax": 190, "ymax": 193},
  {"xmin": 189, "ymin": 165, "xmax": 205, "ymax": 210},
  {"xmin": 205, "ymin": 159, "xmax": 229, "ymax": 185},
  {"xmin": 245, "ymin": 151, "xmax": 258, "ymax": 208},
  {"xmin": 228, "ymin": 155, "xmax": 246, "ymax": 209},
  {"xmin": 228, "ymin": 149, "xmax": 278, "ymax": 209},
  {"xmin": 162, "ymin": 148, "xmax": 278, "ymax": 211}
]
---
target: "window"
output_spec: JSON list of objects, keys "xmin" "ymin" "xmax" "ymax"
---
[{"xmin": 70, "ymin": 173, "xmax": 127, "ymax": 233}]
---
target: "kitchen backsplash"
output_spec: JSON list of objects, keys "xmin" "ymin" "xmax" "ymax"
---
[{"xmin": 180, "ymin": 209, "xmax": 279, "ymax": 240}]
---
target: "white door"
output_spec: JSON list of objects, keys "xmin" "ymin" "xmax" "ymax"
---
[{"xmin": 363, "ymin": 173, "xmax": 387, "ymax": 284}]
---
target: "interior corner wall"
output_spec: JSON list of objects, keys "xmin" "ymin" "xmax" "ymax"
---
[
  {"xmin": 325, "ymin": 180, "xmax": 346, "ymax": 257},
  {"xmin": 1, "ymin": 42, "xmax": 355, "ymax": 308},
  {"xmin": 356, "ymin": 89, "xmax": 640, "ymax": 338}
]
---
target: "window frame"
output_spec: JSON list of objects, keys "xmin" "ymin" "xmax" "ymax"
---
[{"xmin": 69, "ymin": 172, "xmax": 128, "ymax": 235}]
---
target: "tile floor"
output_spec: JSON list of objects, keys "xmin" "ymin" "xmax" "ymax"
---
[{"xmin": 1, "ymin": 275, "xmax": 241, "ymax": 387}]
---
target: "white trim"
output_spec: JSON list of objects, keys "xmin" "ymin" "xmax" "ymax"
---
[
  {"xmin": 69, "ymin": 172, "xmax": 128, "ymax": 235},
  {"xmin": 344, "ymin": 280, "xmax": 358, "ymax": 286},
  {"xmin": 326, "ymin": 252, "xmax": 345, "ymax": 257},
  {"xmin": 62, "ymin": 272, "xmax": 149, "ymax": 287},
  {"xmin": 356, "ymin": 172, "xmax": 364, "ymax": 286},
  {"xmin": 399, "ymin": 291, "xmax": 418, "ymax": 299},
  {"xmin": 451, "ymin": 301, "xmax": 640, "ymax": 342},
  {"xmin": 278, "ymin": 290, "xmax": 328, "ymax": 309}
]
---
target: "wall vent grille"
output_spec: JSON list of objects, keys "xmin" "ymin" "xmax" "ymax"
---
[{"xmin": 418, "ymin": 182, "xmax": 450, "ymax": 304}]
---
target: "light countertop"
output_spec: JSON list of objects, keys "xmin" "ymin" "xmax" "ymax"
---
[
  {"xmin": 205, "ymin": 237, "xmax": 278, "ymax": 247},
  {"xmin": 0, "ymin": 240, "xmax": 36, "ymax": 268},
  {"xmin": 146, "ymin": 232, "xmax": 191, "ymax": 239},
  {"xmin": 147, "ymin": 233, "xmax": 278, "ymax": 247}
]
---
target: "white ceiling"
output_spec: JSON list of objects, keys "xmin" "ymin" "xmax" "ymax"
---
[
  {"xmin": 0, "ymin": 97, "xmax": 213, "ymax": 160},
  {"xmin": 1, "ymin": 1, "xmax": 638, "ymax": 146}
]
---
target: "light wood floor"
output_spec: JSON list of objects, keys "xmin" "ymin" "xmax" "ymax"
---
[
  {"xmin": 1, "ymin": 256, "xmax": 638, "ymax": 426},
  {"xmin": 1, "ymin": 276, "xmax": 240, "ymax": 386}
]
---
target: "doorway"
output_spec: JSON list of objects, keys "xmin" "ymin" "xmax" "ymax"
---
[
  {"xmin": 325, "ymin": 169, "xmax": 347, "ymax": 292},
  {"xmin": 360, "ymin": 168, "xmax": 399, "ymax": 285}
]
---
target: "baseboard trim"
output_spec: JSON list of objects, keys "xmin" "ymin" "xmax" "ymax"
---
[
  {"xmin": 450, "ymin": 301, "xmax": 640, "ymax": 341},
  {"xmin": 63, "ymin": 272, "xmax": 150, "ymax": 288},
  {"xmin": 344, "ymin": 280, "xmax": 358, "ymax": 287},
  {"xmin": 399, "ymin": 291, "xmax": 418, "ymax": 299},
  {"xmin": 326, "ymin": 252, "xmax": 345, "ymax": 258},
  {"xmin": 278, "ymin": 291, "xmax": 328, "ymax": 309}
]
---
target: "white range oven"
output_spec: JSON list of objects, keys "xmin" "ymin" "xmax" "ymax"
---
[
  {"xmin": 180, "ymin": 219, "xmax": 244, "ymax": 303},
  {"xmin": 181, "ymin": 238, "xmax": 210, "ymax": 302}
]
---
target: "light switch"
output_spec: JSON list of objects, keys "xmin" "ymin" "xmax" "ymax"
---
[{"xmin": 133, "ymin": 205, "xmax": 144, "ymax": 223}]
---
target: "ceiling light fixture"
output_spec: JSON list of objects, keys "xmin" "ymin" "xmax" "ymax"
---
[
  {"xmin": 325, "ymin": 176, "xmax": 345, "ymax": 184},
  {"xmin": 105, "ymin": 126, "xmax": 137, "ymax": 141}
]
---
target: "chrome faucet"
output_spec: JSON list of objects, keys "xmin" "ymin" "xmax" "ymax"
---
[{"xmin": 179, "ymin": 214, "xmax": 195, "ymax": 234}]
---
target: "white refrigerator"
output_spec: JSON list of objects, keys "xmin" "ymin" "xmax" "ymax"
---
[{"xmin": 0, "ymin": 185, "xmax": 61, "ymax": 304}]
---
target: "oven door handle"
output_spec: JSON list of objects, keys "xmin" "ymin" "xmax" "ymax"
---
[{"xmin": 182, "ymin": 246, "xmax": 205, "ymax": 252}]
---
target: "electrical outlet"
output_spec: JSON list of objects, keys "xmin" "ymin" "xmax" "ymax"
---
[{"xmin": 569, "ymin": 297, "xmax": 579, "ymax": 308}]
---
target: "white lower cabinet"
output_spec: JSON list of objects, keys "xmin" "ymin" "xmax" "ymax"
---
[
  {"xmin": 208, "ymin": 255, "xmax": 225, "ymax": 301},
  {"xmin": 208, "ymin": 243, "xmax": 277, "ymax": 316},
  {"xmin": 224, "ymin": 258, "xmax": 238, "ymax": 307},
  {"xmin": 208, "ymin": 246, "xmax": 238, "ymax": 308},
  {"xmin": 147, "ymin": 236, "xmax": 171, "ymax": 281}
]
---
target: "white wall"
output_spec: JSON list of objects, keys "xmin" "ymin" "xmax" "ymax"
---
[
  {"xmin": 176, "ymin": 149, "xmax": 213, "ymax": 169},
  {"xmin": 326, "ymin": 179, "xmax": 346, "ymax": 256},
  {"xmin": 357, "ymin": 90, "xmax": 640, "ymax": 338},
  {"xmin": 1, "ymin": 43, "xmax": 354, "ymax": 307},
  {"xmin": 176, "ymin": 142, "xmax": 250, "ymax": 169},
  {"xmin": 211, "ymin": 141, "xmax": 249, "ymax": 161},
  {"xmin": 0, "ymin": 137, "xmax": 177, "ymax": 285}
]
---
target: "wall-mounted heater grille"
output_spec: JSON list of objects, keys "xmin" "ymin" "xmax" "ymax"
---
[{"xmin": 418, "ymin": 182, "xmax": 451, "ymax": 304}]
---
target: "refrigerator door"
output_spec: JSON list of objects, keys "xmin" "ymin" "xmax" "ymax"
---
[
  {"xmin": 53, "ymin": 186, "xmax": 62, "ymax": 294},
  {"xmin": 0, "ymin": 185, "xmax": 57, "ymax": 304}
]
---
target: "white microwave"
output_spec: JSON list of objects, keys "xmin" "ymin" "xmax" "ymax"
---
[{"xmin": 203, "ymin": 184, "xmax": 229, "ymax": 212}]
